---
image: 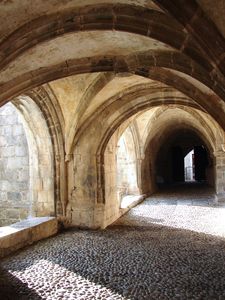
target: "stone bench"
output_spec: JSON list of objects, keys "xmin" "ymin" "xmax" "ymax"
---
[{"xmin": 0, "ymin": 217, "xmax": 58, "ymax": 258}]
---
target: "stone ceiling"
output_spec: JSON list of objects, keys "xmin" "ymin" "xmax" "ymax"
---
[{"xmin": 0, "ymin": 0, "xmax": 225, "ymax": 151}]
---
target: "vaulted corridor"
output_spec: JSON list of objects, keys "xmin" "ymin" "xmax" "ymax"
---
[
  {"xmin": 1, "ymin": 1, "xmax": 225, "ymax": 299},
  {"xmin": 1, "ymin": 184, "xmax": 225, "ymax": 300}
]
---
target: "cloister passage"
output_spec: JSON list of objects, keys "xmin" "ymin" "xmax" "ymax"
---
[
  {"xmin": 103, "ymin": 104, "xmax": 224, "ymax": 221},
  {"xmin": 1, "ymin": 0, "xmax": 225, "ymax": 232},
  {"xmin": 154, "ymin": 129, "xmax": 213, "ymax": 188},
  {"xmin": 2, "ymin": 183, "xmax": 225, "ymax": 300},
  {"xmin": 2, "ymin": 1, "xmax": 225, "ymax": 299}
]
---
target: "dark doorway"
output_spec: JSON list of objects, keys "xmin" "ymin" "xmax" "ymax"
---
[
  {"xmin": 194, "ymin": 146, "xmax": 208, "ymax": 181},
  {"xmin": 172, "ymin": 146, "xmax": 184, "ymax": 182},
  {"xmin": 154, "ymin": 129, "xmax": 213, "ymax": 189}
]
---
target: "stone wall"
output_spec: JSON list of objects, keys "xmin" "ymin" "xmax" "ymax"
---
[
  {"xmin": 0, "ymin": 103, "xmax": 30, "ymax": 226},
  {"xmin": 117, "ymin": 127, "xmax": 139, "ymax": 196},
  {"xmin": 214, "ymin": 151, "xmax": 225, "ymax": 201},
  {"xmin": 104, "ymin": 131, "xmax": 120, "ymax": 227}
]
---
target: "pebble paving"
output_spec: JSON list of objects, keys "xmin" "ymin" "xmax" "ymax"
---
[{"xmin": 1, "ymin": 183, "xmax": 225, "ymax": 300}]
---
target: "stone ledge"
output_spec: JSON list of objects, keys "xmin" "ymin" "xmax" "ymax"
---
[
  {"xmin": 103, "ymin": 194, "xmax": 146, "ymax": 229},
  {"xmin": 120, "ymin": 194, "xmax": 146, "ymax": 210},
  {"xmin": 0, "ymin": 217, "xmax": 58, "ymax": 258}
]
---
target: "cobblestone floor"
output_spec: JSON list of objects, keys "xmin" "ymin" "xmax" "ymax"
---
[
  {"xmin": 118, "ymin": 182, "xmax": 225, "ymax": 237},
  {"xmin": 1, "ymin": 183, "xmax": 225, "ymax": 300}
]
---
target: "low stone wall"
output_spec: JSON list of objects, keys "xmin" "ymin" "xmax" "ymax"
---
[
  {"xmin": 0, "ymin": 217, "xmax": 58, "ymax": 258},
  {"xmin": 0, "ymin": 103, "xmax": 30, "ymax": 226}
]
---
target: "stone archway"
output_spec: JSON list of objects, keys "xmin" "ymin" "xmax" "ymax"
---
[
  {"xmin": 12, "ymin": 97, "xmax": 55, "ymax": 219},
  {"xmin": 0, "ymin": 98, "xmax": 55, "ymax": 226},
  {"xmin": 141, "ymin": 106, "xmax": 225, "ymax": 199},
  {"xmin": 0, "ymin": 102, "xmax": 30, "ymax": 226}
]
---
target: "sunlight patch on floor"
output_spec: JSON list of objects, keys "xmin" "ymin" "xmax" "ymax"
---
[
  {"xmin": 9, "ymin": 260, "xmax": 128, "ymax": 300},
  {"xmin": 121, "ymin": 200, "xmax": 225, "ymax": 237}
]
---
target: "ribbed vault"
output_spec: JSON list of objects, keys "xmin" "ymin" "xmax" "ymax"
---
[{"xmin": 0, "ymin": 0, "xmax": 225, "ymax": 228}]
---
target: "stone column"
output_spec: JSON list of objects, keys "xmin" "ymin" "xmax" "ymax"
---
[{"xmin": 214, "ymin": 150, "xmax": 225, "ymax": 202}]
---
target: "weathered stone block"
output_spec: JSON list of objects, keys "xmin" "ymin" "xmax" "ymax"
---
[
  {"xmin": 15, "ymin": 145, "xmax": 27, "ymax": 156},
  {"xmin": 4, "ymin": 169, "xmax": 18, "ymax": 181},
  {"xmin": 18, "ymin": 169, "xmax": 29, "ymax": 181},
  {"xmin": 6, "ymin": 209, "xmax": 20, "ymax": 219},
  {"xmin": 0, "ymin": 115, "xmax": 17, "ymax": 126},
  {"xmin": 0, "ymin": 217, "xmax": 58, "ymax": 258},
  {"xmin": 0, "ymin": 192, "xmax": 7, "ymax": 201},
  {"xmin": 7, "ymin": 157, "xmax": 23, "ymax": 169},
  {"xmin": 12, "ymin": 124, "xmax": 23, "ymax": 136},
  {"xmin": 0, "ymin": 105, "xmax": 14, "ymax": 116},
  {"xmin": 7, "ymin": 191, "xmax": 21, "ymax": 201},
  {"xmin": 19, "ymin": 208, "xmax": 30, "ymax": 219},
  {"xmin": 0, "ymin": 136, "xmax": 7, "ymax": 146},
  {"xmin": 3, "ymin": 125, "xmax": 12, "ymax": 135},
  {"xmin": 0, "ymin": 180, "xmax": 11, "ymax": 191},
  {"xmin": 1, "ymin": 146, "xmax": 15, "ymax": 157},
  {"xmin": 11, "ymin": 181, "xmax": 29, "ymax": 191}
]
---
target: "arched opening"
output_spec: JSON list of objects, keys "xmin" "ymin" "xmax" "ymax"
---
[
  {"xmin": 100, "ymin": 104, "xmax": 225, "ymax": 228},
  {"xmin": 154, "ymin": 129, "xmax": 214, "ymax": 189},
  {"xmin": 102, "ymin": 121, "xmax": 144, "ymax": 227},
  {"xmin": 184, "ymin": 149, "xmax": 194, "ymax": 182},
  {"xmin": 139, "ymin": 105, "xmax": 223, "ymax": 199},
  {"xmin": 184, "ymin": 146, "xmax": 210, "ymax": 182},
  {"xmin": 0, "ymin": 103, "xmax": 30, "ymax": 226},
  {"xmin": 116, "ymin": 126, "xmax": 139, "ymax": 208},
  {"xmin": 0, "ymin": 99, "xmax": 55, "ymax": 227}
]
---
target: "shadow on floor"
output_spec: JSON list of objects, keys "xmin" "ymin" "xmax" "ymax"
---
[
  {"xmin": 0, "ymin": 265, "xmax": 41, "ymax": 300},
  {"xmin": 157, "ymin": 181, "xmax": 214, "ymax": 194},
  {"xmin": 147, "ymin": 181, "xmax": 218, "ymax": 208},
  {"xmin": 1, "ymin": 219, "xmax": 225, "ymax": 300}
]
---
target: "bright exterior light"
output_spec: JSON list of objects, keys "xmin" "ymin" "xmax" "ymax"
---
[
  {"xmin": 129, "ymin": 201, "xmax": 225, "ymax": 238},
  {"xmin": 0, "ymin": 226, "xmax": 20, "ymax": 238}
]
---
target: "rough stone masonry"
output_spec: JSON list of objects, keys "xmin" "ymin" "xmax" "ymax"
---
[{"xmin": 0, "ymin": 103, "xmax": 30, "ymax": 226}]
